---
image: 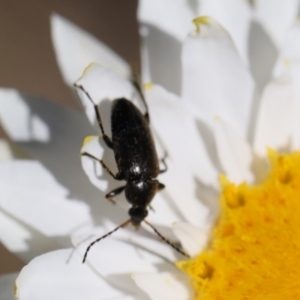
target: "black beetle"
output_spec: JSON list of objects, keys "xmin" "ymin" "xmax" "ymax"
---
[{"xmin": 75, "ymin": 81, "xmax": 189, "ymax": 262}]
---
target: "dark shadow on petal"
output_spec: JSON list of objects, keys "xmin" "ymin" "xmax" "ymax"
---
[
  {"xmin": 106, "ymin": 274, "xmax": 150, "ymax": 299},
  {"xmin": 246, "ymin": 88, "xmax": 260, "ymax": 144},
  {"xmin": 141, "ymin": 24, "xmax": 182, "ymax": 95},
  {"xmin": 0, "ymin": 206, "xmax": 68, "ymax": 262},
  {"xmin": 250, "ymin": 141, "xmax": 292, "ymax": 184},
  {"xmin": 187, "ymin": 0, "xmax": 198, "ymax": 12},
  {"xmin": 194, "ymin": 177, "xmax": 219, "ymax": 225},
  {"xmin": 195, "ymin": 118, "xmax": 223, "ymax": 172},
  {"xmin": 248, "ymin": 20, "xmax": 278, "ymax": 93},
  {"xmin": 10, "ymin": 94, "xmax": 126, "ymax": 229},
  {"xmin": 247, "ymin": 21, "xmax": 278, "ymax": 144}
]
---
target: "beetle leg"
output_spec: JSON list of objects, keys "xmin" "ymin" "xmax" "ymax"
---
[
  {"xmin": 81, "ymin": 151, "xmax": 120, "ymax": 180},
  {"xmin": 149, "ymin": 204, "xmax": 155, "ymax": 212},
  {"xmin": 158, "ymin": 182, "xmax": 165, "ymax": 191},
  {"xmin": 159, "ymin": 152, "xmax": 168, "ymax": 174},
  {"xmin": 75, "ymin": 84, "xmax": 113, "ymax": 148},
  {"xmin": 106, "ymin": 186, "xmax": 126, "ymax": 204},
  {"xmin": 92, "ymin": 103, "xmax": 113, "ymax": 148}
]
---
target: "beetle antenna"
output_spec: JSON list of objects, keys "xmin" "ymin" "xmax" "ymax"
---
[
  {"xmin": 143, "ymin": 220, "xmax": 190, "ymax": 258},
  {"xmin": 130, "ymin": 69, "xmax": 150, "ymax": 122},
  {"xmin": 82, "ymin": 219, "xmax": 131, "ymax": 263},
  {"xmin": 74, "ymin": 83, "xmax": 96, "ymax": 105}
]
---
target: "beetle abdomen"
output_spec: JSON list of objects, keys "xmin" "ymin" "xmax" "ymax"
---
[{"xmin": 111, "ymin": 98, "xmax": 159, "ymax": 179}]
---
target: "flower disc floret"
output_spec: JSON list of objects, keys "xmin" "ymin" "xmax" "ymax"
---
[{"xmin": 178, "ymin": 150, "xmax": 300, "ymax": 299}]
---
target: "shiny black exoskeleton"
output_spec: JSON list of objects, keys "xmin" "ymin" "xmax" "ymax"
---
[
  {"xmin": 111, "ymin": 98, "xmax": 166, "ymax": 225},
  {"xmin": 80, "ymin": 87, "xmax": 166, "ymax": 226},
  {"xmin": 76, "ymin": 82, "xmax": 188, "ymax": 263}
]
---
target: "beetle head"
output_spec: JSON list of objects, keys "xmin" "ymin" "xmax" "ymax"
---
[{"xmin": 129, "ymin": 206, "xmax": 148, "ymax": 227}]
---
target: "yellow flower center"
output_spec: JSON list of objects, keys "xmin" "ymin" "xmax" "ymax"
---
[{"xmin": 177, "ymin": 150, "xmax": 300, "ymax": 299}]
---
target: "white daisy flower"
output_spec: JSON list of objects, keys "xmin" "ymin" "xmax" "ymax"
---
[{"xmin": 2, "ymin": 0, "xmax": 300, "ymax": 299}]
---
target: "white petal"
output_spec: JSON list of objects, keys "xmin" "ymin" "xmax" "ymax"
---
[
  {"xmin": 173, "ymin": 222, "xmax": 209, "ymax": 257},
  {"xmin": 0, "ymin": 89, "xmax": 96, "ymax": 178},
  {"xmin": 0, "ymin": 89, "xmax": 50, "ymax": 142},
  {"xmin": 163, "ymin": 162, "xmax": 215, "ymax": 227},
  {"xmin": 0, "ymin": 209, "xmax": 32, "ymax": 256},
  {"xmin": 254, "ymin": 0, "xmax": 300, "ymax": 47},
  {"xmin": 16, "ymin": 249, "xmax": 135, "ymax": 300},
  {"xmin": 75, "ymin": 64, "xmax": 138, "ymax": 125},
  {"xmin": 73, "ymin": 236, "xmax": 167, "ymax": 295},
  {"xmin": 0, "ymin": 139, "xmax": 14, "ymax": 160},
  {"xmin": 274, "ymin": 20, "xmax": 300, "ymax": 76},
  {"xmin": 147, "ymin": 191, "xmax": 183, "ymax": 228},
  {"xmin": 254, "ymin": 70, "xmax": 295, "ymax": 156},
  {"xmin": 0, "ymin": 160, "xmax": 90, "ymax": 261},
  {"xmin": 80, "ymin": 135, "xmax": 110, "ymax": 191},
  {"xmin": 214, "ymin": 117, "xmax": 254, "ymax": 184},
  {"xmin": 0, "ymin": 90, "xmax": 104, "ymax": 248},
  {"xmin": 290, "ymin": 64, "xmax": 300, "ymax": 149},
  {"xmin": 138, "ymin": 0, "xmax": 194, "ymax": 42},
  {"xmin": 139, "ymin": 24, "xmax": 183, "ymax": 95},
  {"xmin": 250, "ymin": 12, "xmax": 299, "ymax": 116},
  {"xmin": 51, "ymin": 14, "xmax": 130, "ymax": 86},
  {"xmin": 138, "ymin": 0, "xmax": 194, "ymax": 95},
  {"xmin": 0, "ymin": 88, "xmax": 122, "ymax": 232},
  {"xmin": 145, "ymin": 84, "xmax": 218, "ymax": 187},
  {"xmin": 133, "ymin": 271, "xmax": 191, "ymax": 300},
  {"xmin": 198, "ymin": 0, "xmax": 252, "ymax": 64},
  {"xmin": 145, "ymin": 84, "xmax": 218, "ymax": 226},
  {"xmin": 272, "ymin": 21, "xmax": 300, "ymax": 150},
  {"xmin": 139, "ymin": 31, "xmax": 152, "ymax": 83},
  {"xmin": 182, "ymin": 17, "xmax": 254, "ymax": 137},
  {"xmin": 0, "ymin": 273, "xmax": 18, "ymax": 300}
]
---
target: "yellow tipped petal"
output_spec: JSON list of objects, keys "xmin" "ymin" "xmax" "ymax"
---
[
  {"xmin": 14, "ymin": 281, "xmax": 19, "ymax": 298},
  {"xmin": 193, "ymin": 16, "xmax": 211, "ymax": 26},
  {"xmin": 192, "ymin": 16, "xmax": 211, "ymax": 33},
  {"xmin": 81, "ymin": 135, "xmax": 98, "ymax": 149},
  {"xmin": 143, "ymin": 82, "xmax": 154, "ymax": 90},
  {"xmin": 83, "ymin": 62, "xmax": 98, "ymax": 76}
]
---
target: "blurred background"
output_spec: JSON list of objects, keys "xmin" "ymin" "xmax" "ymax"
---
[{"xmin": 0, "ymin": 0, "xmax": 139, "ymax": 275}]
